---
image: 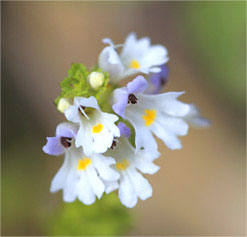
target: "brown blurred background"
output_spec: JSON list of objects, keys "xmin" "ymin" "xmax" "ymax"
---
[{"xmin": 1, "ymin": 1, "xmax": 246, "ymax": 236}]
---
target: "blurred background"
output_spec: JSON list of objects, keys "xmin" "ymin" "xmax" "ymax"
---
[{"xmin": 1, "ymin": 1, "xmax": 246, "ymax": 236}]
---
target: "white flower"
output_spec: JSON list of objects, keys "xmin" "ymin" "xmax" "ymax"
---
[
  {"xmin": 98, "ymin": 38, "xmax": 124, "ymax": 83},
  {"xmin": 112, "ymin": 76, "xmax": 191, "ymax": 151},
  {"xmin": 98, "ymin": 33, "xmax": 169, "ymax": 82},
  {"xmin": 64, "ymin": 96, "xmax": 120, "ymax": 156},
  {"xmin": 105, "ymin": 137, "xmax": 160, "ymax": 208},
  {"xmin": 50, "ymin": 146, "xmax": 120, "ymax": 205}
]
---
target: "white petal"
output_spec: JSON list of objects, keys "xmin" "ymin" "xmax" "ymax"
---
[
  {"xmin": 135, "ymin": 159, "xmax": 160, "ymax": 175},
  {"xmin": 152, "ymin": 122, "xmax": 182, "ymax": 150},
  {"xmin": 118, "ymin": 173, "xmax": 138, "ymax": 208},
  {"xmin": 74, "ymin": 96, "xmax": 99, "ymax": 110},
  {"xmin": 156, "ymin": 115, "xmax": 189, "ymax": 136},
  {"xmin": 140, "ymin": 92, "xmax": 190, "ymax": 117},
  {"xmin": 92, "ymin": 126, "xmax": 113, "ymax": 154},
  {"xmin": 92, "ymin": 155, "xmax": 120, "ymax": 181},
  {"xmin": 141, "ymin": 45, "xmax": 168, "ymax": 67},
  {"xmin": 75, "ymin": 121, "xmax": 93, "ymax": 156},
  {"xmin": 101, "ymin": 112, "xmax": 120, "ymax": 137},
  {"xmin": 64, "ymin": 105, "xmax": 81, "ymax": 123},
  {"xmin": 50, "ymin": 151, "xmax": 70, "ymax": 193},
  {"xmin": 56, "ymin": 122, "xmax": 78, "ymax": 138},
  {"xmin": 104, "ymin": 180, "xmax": 119, "ymax": 194},
  {"xmin": 77, "ymin": 171, "xmax": 96, "ymax": 205},
  {"xmin": 63, "ymin": 169, "xmax": 78, "ymax": 203},
  {"xmin": 127, "ymin": 168, "xmax": 152, "ymax": 201},
  {"xmin": 126, "ymin": 112, "xmax": 157, "ymax": 152},
  {"xmin": 98, "ymin": 46, "xmax": 124, "ymax": 82},
  {"xmin": 86, "ymin": 165, "xmax": 105, "ymax": 199}
]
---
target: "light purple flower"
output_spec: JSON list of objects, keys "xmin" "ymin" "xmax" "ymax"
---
[
  {"xmin": 112, "ymin": 75, "xmax": 148, "ymax": 118},
  {"xmin": 118, "ymin": 122, "xmax": 131, "ymax": 138},
  {"xmin": 149, "ymin": 65, "xmax": 169, "ymax": 94},
  {"xmin": 43, "ymin": 123, "xmax": 78, "ymax": 156}
]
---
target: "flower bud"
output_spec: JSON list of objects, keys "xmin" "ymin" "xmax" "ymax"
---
[
  {"xmin": 57, "ymin": 98, "xmax": 71, "ymax": 113},
  {"xmin": 88, "ymin": 72, "xmax": 105, "ymax": 89}
]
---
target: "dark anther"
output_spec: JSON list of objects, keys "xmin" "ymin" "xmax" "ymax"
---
[
  {"xmin": 160, "ymin": 78, "xmax": 166, "ymax": 86},
  {"xmin": 111, "ymin": 140, "xmax": 117, "ymax": 149},
  {"xmin": 61, "ymin": 137, "xmax": 72, "ymax": 148},
  {"xmin": 128, "ymin": 94, "xmax": 138, "ymax": 104}
]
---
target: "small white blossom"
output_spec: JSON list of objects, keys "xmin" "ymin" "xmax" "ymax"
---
[
  {"xmin": 105, "ymin": 137, "xmax": 160, "ymax": 208},
  {"xmin": 50, "ymin": 146, "xmax": 120, "ymax": 205},
  {"xmin": 112, "ymin": 76, "xmax": 191, "ymax": 151},
  {"xmin": 98, "ymin": 33, "xmax": 169, "ymax": 82},
  {"xmin": 65, "ymin": 96, "xmax": 120, "ymax": 156}
]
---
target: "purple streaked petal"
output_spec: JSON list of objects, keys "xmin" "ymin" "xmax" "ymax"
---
[
  {"xmin": 56, "ymin": 123, "xmax": 78, "ymax": 138},
  {"xmin": 118, "ymin": 122, "xmax": 131, "ymax": 138},
  {"xmin": 127, "ymin": 75, "xmax": 148, "ymax": 94},
  {"xmin": 150, "ymin": 65, "xmax": 169, "ymax": 94},
  {"xmin": 43, "ymin": 137, "xmax": 64, "ymax": 156},
  {"xmin": 112, "ymin": 89, "xmax": 129, "ymax": 118}
]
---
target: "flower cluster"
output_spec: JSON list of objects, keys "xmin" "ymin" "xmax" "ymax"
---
[{"xmin": 43, "ymin": 33, "xmax": 209, "ymax": 208}]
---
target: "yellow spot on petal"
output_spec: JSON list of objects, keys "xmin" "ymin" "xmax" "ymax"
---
[
  {"xmin": 92, "ymin": 123, "xmax": 104, "ymax": 133},
  {"xmin": 142, "ymin": 109, "xmax": 156, "ymax": 126},
  {"xmin": 116, "ymin": 159, "xmax": 129, "ymax": 171},
  {"xmin": 77, "ymin": 157, "xmax": 92, "ymax": 170},
  {"xmin": 129, "ymin": 59, "xmax": 140, "ymax": 69}
]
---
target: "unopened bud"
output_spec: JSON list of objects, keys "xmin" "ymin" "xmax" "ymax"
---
[
  {"xmin": 57, "ymin": 98, "xmax": 71, "ymax": 113},
  {"xmin": 88, "ymin": 72, "xmax": 105, "ymax": 89}
]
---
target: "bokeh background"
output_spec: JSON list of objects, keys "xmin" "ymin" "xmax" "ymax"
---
[{"xmin": 1, "ymin": 1, "xmax": 246, "ymax": 236}]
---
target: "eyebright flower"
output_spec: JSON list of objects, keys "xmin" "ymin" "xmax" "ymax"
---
[
  {"xmin": 43, "ymin": 32, "xmax": 209, "ymax": 208},
  {"xmin": 64, "ymin": 96, "xmax": 120, "ymax": 156},
  {"xmin": 50, "ymin": 146, "xmax": 120, "ymax": 204},
  {"xmin": 112, "ymin": 75, "xmax": 208, "ymax": 151},
  {"xmin": 99, "ymin": 33, "xmax": 169, "ymax": 82},
  {"xmin": 43, "ymin": 122, "xmax": 78, "ymax": 156},
  {"xmin": 105, "ymin": 124, "xmax": 160, "ymax": 208}
]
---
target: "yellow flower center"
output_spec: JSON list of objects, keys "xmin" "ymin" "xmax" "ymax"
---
[
  {"xmin": 129, "ymin": 59, "xmax": 140, "ymax": 69},
  {"xmin": 142, "ymin": 109, "xmax": 156, "ymax": 126},
  {"xmin": 77, "ymin": 157, "xmax": 92, "ymax": 170},
  {"xmin": 92, "ymin": 123, "xmax": 104, "ymax": 133},
  {"xmin": 116, "ymin": 159, "xmax": 129, "ymax": 171}
]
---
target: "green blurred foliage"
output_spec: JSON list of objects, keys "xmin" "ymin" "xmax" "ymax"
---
[
  {"xmin": 46, "ymin": 193, "xmax": 133, "ymax": 236},
  {"xmin": 186, "ymin": 2, "xmax": 246, "ymax": 109}
]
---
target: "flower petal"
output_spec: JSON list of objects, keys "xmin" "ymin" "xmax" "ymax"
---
[
  {"xmin": 56, "ymin": 122, "xmax": 78, "ymax": 138},
  {"xmin": 118, "ymin": 173, "xmax": 138, "ymax": 208},
  {"xmin": 86, "ymin": 165, "xmax": 105, "ymax": 199},
  {"xmin": 92, "ymin": 155, "xmax": 120, "ymax": 181},
  {"xmin": 50, "ymin": 151, "xmax": 70, "ymax": 192},
  {"xmin": 112, "ymin": 88, "xmax": 129, "ymax": 118},
  {"xmin": 74, "ymin": 96, "xmax": 99, "ymax": 110},
  {"xmin": 77, "ymin": 171, "xmax": 96, "ymax": 205},
  {"xmin": 127, "ymin": 76, "xmax": 148, "ymax": 94},
  {"xmin": 118, "ymin": 122, "xmax": 131, "ymax": 138},
  {"xmin": 43, "ymin": 137, "xmax": 64, "ymax": 156},
  {"xmin": 64, "ymin": 105, "xmax": 81, "ymax": 123},
  {"xmin": 127, "ymin": 168, "xmax": 152, "ymax": 200}
]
